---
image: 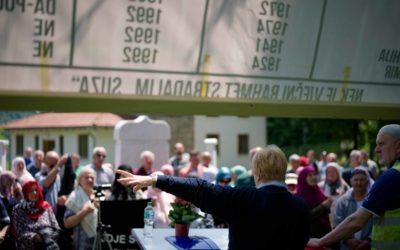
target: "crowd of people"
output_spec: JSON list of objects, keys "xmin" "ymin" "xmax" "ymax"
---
[{"xmin": 0, "ymin": 124, "xmax": 398, "ymax": 249}]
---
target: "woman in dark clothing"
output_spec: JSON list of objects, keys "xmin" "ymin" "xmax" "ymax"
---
[
  {"xmin": 296, "ymin": 166, "xmax": 332, "ymax": 238},
  {"xmin": 109, "ymin": 165, "xmax": 139, "ymax": 201}
]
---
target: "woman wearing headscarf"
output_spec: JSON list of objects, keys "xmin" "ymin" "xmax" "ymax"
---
[
  {"xmin": 333, "ymin": 167, "xmax": 373, "ymax": 250},
  {"xmin": 64, "ymin": 167, "xmax": 98, "ymax": 250},
  {"xmin": 11, "ymin": 157, "xmax": 34, "ymax": 186},
  {"xmin": 319, "ymin": 162, "xmax": 349, "ymax": 197},
  {"xmin": 296, "ymin": 166, "xmax": 333, "ymax": 238},
  {"xmin": 0, "ymin": 171, "xmax": 20, "ymax": 214},
  {"xmin": 12, "ymin": 180, "xmax": 60, "ymax": 249},
  {"xmin": 231, "ymin": 165, "xmax": 255, "ymax": 187},
  {"xmin": 109, "ymin": 165, "xmax": 145, "ymax": 201},
  {"xmin": 0, "ymin": 171, "xmax": 21, "ymax": 249},
  {"xmin": 318, "ymin": 162, "xmax": 350, "ymax": 227}
]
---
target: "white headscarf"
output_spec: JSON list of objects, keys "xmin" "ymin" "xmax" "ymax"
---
[
  {"xmin": 11, "ymin": 157, "xmax": 34, "ymax": 186},
  {"xmin": 65, "ymin": 167, "xmax": 97, "ymax": 237}
]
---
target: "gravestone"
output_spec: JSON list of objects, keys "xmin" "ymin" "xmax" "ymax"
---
[
  {"xmin": 0, "ymin": 140, "xmax": 9, "ymax": 171},
  {"xmin": 204, "ymin": 138, "xmax": 218, "ymax": 168},
  {"xmin": 114, "ymin": 116, "xmax": 170, "ymax": 170}
]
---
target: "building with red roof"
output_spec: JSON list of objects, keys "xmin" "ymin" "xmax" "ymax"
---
[{"xmin": 2, "ymin": 113, "xmax": 122, "ymax": 165}]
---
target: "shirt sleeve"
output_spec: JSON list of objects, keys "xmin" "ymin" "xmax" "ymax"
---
[
  {"xmin": 362, "ymin": 169, "xmax": 400, "ymax": 216},
  {"xmin": 333, "ymin": 196, "xmax": 347, "ymax": 227},
  {"xmin": 64, "ymin": 207, "xmax": 76, "ymax": 219},
  {"xmin": 156, "ymin": 175, "xmax": 254, "ymax": 223},
  {"xmin": 0, "ymin": 199, "xmax": 10, "ymax": 226}
]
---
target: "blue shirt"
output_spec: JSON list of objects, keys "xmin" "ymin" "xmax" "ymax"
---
[
  {"xmin": 37, "ymin": 171, "xmax": 61, "ymax": 212},
  {"xmin": 64, "ymin": 208, "xmax": 95, "ymax": 250},
  {"xmin": 362, "ymin": 164, "xmax": 400, "ymax": 216}
]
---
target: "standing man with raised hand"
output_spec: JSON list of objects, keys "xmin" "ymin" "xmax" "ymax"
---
[
  {"xmin": 118, "ymin": 145, "xmax": 310, "ymax": 249},
  {"xmin": 36, "ymin": 151, "xmax": 67, "ymax": 212},
  {"xmin": 308, "ymin": 124, "xmax": 400, "ymax": 250}
]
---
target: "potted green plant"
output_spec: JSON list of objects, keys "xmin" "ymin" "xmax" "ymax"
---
[{"xmin": 168, "ymin": 198, "xmax": 203, "ymax": 237}]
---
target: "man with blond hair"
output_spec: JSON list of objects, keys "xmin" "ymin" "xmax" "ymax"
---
[{"xmin": 117, "ymin": 145, "xmax": 310, "ymax": 249}]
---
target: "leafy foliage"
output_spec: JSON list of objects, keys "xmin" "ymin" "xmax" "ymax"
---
[
  {"xmin": 267, "ymin": 118, "xmax": 400, "ymax": 163},
  {"xmin": 168, "ymin": 201, "xmax": 202, "ymax": 225}
]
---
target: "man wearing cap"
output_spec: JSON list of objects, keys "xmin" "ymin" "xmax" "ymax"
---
[
  {"xmin": 308, "ymin": 124, "xmax": 400, "ymax": 249},
  {"xmin": 285, "ymin": 173, "xmax": 298, "ymax": 194}
]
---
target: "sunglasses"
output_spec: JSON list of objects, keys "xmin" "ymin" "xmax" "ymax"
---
[{"xmin": 96, "ymin": 154, "xmax": 106, "ymax": 159}]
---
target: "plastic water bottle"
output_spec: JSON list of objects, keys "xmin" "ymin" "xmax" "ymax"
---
[{"xmin": 143, "ymin": 201, "xmax": 154, "ymax": 239}]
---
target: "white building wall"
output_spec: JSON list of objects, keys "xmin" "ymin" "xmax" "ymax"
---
[
  {"xmin": 194, "ymin": 116, "xmax": 267, "ymax": 168},
  {"xmin": 7, "ymin": 128, "xmax": 115, "ymax": 167}
]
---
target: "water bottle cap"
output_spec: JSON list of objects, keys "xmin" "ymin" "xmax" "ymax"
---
[{"xmin": 147, "ymin": 201, "xmax": 152, "ymax": 206}]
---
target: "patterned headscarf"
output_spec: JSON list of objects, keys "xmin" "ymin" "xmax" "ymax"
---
[
  {"xmin": 18, "ymin": 181, "xmax": 52, "ymax": 219},
  {"xmin": 0, "ymin": 171, "xmax": 16, "ymax": 199}
]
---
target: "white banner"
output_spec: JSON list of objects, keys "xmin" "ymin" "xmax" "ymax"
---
[{"xmin": 0, "ymin": 0, "xmax": 399, "ymax": 107}]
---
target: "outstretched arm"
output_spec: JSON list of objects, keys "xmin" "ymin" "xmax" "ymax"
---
[
  {"xmin": 116, "ymin": 170, "xmax": 240, "ymax": 222},
  {"xmin": 307, "ymin": 208, "xmax": 372, "ymax": 248},
  {"xmin": 116, "ymin": 170, "xmax": 153, "ymax": 192}
]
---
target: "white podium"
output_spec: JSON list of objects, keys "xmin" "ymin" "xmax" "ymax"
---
[{"xmin": 131, "ymin": 228, "xmax": 229, "ymax": 250}]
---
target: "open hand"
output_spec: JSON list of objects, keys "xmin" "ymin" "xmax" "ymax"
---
[
  {"xmin": 116, "ymin": 169, "xmax": 153, "ymax": 192},
  {"xmin": 58, "ymin": 154, "xmax": 69, "ymax": 167}
]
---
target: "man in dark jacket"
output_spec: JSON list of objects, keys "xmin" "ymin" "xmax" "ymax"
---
[{"xmin": 118, "ymin": 145, "xmax": 310, "ymax": 250}]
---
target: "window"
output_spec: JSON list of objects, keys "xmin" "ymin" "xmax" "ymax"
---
[
  {"xmin": 35, "ymin": 135, "xmax": 39, "ymax": 150},
  {"xmin": 16, "ymin": 135, "xmax": 24, "ymax": 156},
  {"xmin": 59, "ymin": 136, "xmax": 64, "ymax": 155},
  {"xmin": 206, "ymin": 134, "xmax": 220, "ymax": 155},
  {"xmin": 238, "ymin": 134, "xmax": 249, "ymax": 155},
  {"xmin": 78, "ymin": 135, "xmax": 89, "ymax": 159},
  {"xmin": 43, "ymin": 140, "xmax": 55, "ymax": 154}
]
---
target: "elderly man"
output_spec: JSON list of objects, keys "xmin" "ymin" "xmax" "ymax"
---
[
  {"xmin": 23, "ymin": 146, "xmax": 33, "ymax": 167},
  {"xmin": 28, "ymin": 149, "xmax": 45, "ymax": 178},
  {"xmin": 36, "ymin": 151, "xmax": 67, "ymax": 212},
  {"xmin": 133, "ymin": 150, "xmax": 156, "ymax": 176},
  {"xmin": 288, "ymin": 154, "xmax": 301, "ymax": 174},
  {"xmin": 87, "ymin": 147, "xmax": 114, "ymax": 186},
  {"xmin": 308, "ymin": 124, "xmax": 400, "ymax": 249},
  {"xmin": 118, "ymin": 145, "xmax": 310, "ymax": 249}
]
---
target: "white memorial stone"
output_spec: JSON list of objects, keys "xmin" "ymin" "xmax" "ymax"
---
[
  {"xmin": 204, "ymin": 138, "xmax": 218, "ymax": 168},
  {"xmin": 0, "ymin": 140, "xmax": 9, "ymax": 172},
  {"xmin": 114, "ymin": 116, "xmax": 170, "ymax": 170}
]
